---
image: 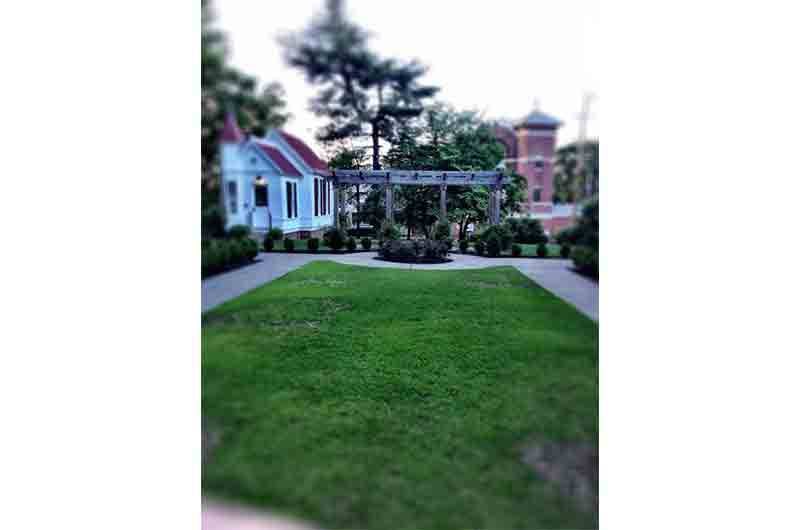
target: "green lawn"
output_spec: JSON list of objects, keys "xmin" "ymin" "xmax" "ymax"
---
[{"xmin": 202, "ymin": 261, "xmax": 598, "ymax": 529}]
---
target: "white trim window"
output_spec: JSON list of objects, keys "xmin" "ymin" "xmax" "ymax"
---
[
  {"xmin": 285, "ymin": 181, "xmax": 298, "ymax": 219},
  {"xmin": 227, "ymin": 181, "xmax": 238, "ymax": 214}
]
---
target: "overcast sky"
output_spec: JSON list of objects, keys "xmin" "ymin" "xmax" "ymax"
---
[{"xmin": 216, "ymin": 0, "xmax": 600, "ymax": 151}]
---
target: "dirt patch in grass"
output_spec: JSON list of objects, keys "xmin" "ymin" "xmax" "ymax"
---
[
  {"xmin": 291, "ymin": 278, "xmax": 348, "ymax": 288},
  {"xmin": 522, "ymin": 440, "xmax": 598, "ymax": 518},
  {"xmin": 203, "ymin": 298, "xmax": 352, "ymax": 329}
]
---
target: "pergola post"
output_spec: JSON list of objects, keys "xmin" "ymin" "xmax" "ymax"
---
[
  {"xmin": 440, "ymin": 184, "xmax": 447, "ymax": 220},
  {"xmin": 332, "ymin": 181, "xmax": 339, "ymax": 228},
  {"xmin": 385, "ymin": 183, "xmax": 394, "ymax": 224}
]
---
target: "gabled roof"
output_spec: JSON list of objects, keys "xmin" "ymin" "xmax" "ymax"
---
[
  {"xmin": 220, "ymin": 111, "xmax": 244, "ymax": 142},
  {"xmin": 277, "ymin": 130, "xmax": 328, "ymax": 171},
  {"xmin": 255, "ymin": 143, "xmax": 302, "ymax": 177},
  {"xmin": 515, "ymin": 110, "xmax": 562, "ymax": 129}
]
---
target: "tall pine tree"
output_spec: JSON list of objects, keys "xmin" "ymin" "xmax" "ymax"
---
[{"xmin": 280, "ymin": 0, "xmax": 438, "ymax": 169}]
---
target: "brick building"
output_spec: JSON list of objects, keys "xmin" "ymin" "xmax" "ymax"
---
[{"xmin": 494, "ymin": 107, "xmax": 575, "ymax": 235}]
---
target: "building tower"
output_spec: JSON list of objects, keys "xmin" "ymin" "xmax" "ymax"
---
[{"xmin": 513, "ymin": 105, "xmax": 562, "ymax": 220}]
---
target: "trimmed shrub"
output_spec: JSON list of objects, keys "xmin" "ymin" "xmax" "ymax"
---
[
  {"xmin": 227, "ymin": 224, "xmax": 251, "ymax": 239},
  {"xmin": 227, "ymin": 240, "xmax": 243, "ymax": 264},
  {"xmin": 283, "ymin": 238, "xmax": 295, "ymax": 252},
  {"xmin": 560, "ymin": 244, "xmax": 571, "ymax": 258},
  {"xmin": 307, "ymin": 237, "xmax": 320, "ymax": 252},
  {"xmin": 346, "ymin": 237, "xmax": 357, "ymax": 252},
  {"xmin": 378, "ymin": 239, "xmax": 448, "ymax": 263},
  {"xmin": 348, "ymin": 227, "xmax": 376, "ymax": 238},
  {"xmin": 243, "ymin": 238, "xmax": 259, "ymax": 260},
  {"xmin": 323, "ymin": 227, "xmax": 346, "ymax": 251},
  {"xmin": 475, "ymin": 240, "xmax": 486, "ymax": 256},
  {"xmin": 360, "ymin": 237, "xmax": 372, "ymax": 250},
  {"xmin": 512, "ymin": 244, "xmax": 522, "ymax": 257},
  {"xmin": 536, "ymin": 243, "xmax": 548, "ymax": 258},
  {"xmin": 480, "ymin": 224, "xmax": 513, "ymax": 251},
  {"xmin": 572, "ymin": 245, "xmax": 598, "ymax": 277},
  {"xmin": 458, "ymin": 239, "xmax": 469, "ymax": 253},
  {"xmin": 433, "ymin": 220, "xmax": 451, "ymax": 241},
  {"xmin": 267, "ymin": 228, "xmax": 284, "ymax": 241},
  {"xmin": 201, "ymin": 207, "xmax": 226, "ymax": 239},
  {"xmin": 486, "ymin": 236, "xmax": 501, "ymax": 257},
  {"xmin": 379, "ymin": 220, "xmax": 401, "ymax": 242},
  {"xmin": 263, "ymin": 236, "xmax": 274, "ymax": 252},
  {"xmin": 505, "ymin": 218, "xmax": 547, "ymax": 244},
  {"xmin": 216, "ymin": 240, "xmax": 231, "ymax": 268}
]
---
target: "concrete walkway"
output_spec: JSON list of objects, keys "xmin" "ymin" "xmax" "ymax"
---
[{"xmin": 201, "ymin": 252, "xmax": 598, "ymax": 321}]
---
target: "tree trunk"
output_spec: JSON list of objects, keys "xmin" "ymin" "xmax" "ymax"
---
[
  {"xmin": 371, "ymin": 122, "xmax": 381, "ymax": 170},
  {"xmin": 355, "ymin": 184, "xmax": 361, "ymax": 230}
]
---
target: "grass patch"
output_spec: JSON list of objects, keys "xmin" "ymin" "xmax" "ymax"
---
[{"xmin": 202, "ymin": 261, "xmax": 598, "ymax": 529}]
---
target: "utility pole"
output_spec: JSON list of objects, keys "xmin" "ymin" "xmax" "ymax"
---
[{"xmin": 573, "ymin": 92, "xmax": 594, "ymax": 221}]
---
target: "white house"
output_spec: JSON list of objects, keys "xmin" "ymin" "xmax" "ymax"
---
[{"xmin": 219, "ymin": 111, "xmax": 335, "ymax": 238}]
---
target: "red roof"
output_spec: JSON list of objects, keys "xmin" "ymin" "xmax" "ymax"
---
[
  {"xmin": 220, "ymin": 111, "xmax": 244, "ymax": 143},
  {"xmin": 278, "ymin": 130, "xmax": 328, "ymax": 171},
  {"xmin": 255, "ymin": 143, "xmax": 302, "ymax": 177}
]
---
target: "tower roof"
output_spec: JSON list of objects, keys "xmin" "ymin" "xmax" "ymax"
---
[
  {"xmin": 220, "ymin": 111, "xmax": 244, "ymax": 143},
  {"xmin": 514, "ymin": 109, "xmax": 562, "ymax": 129}
]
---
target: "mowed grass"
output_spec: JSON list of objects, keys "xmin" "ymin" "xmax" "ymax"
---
[{"xmin": 202, "ymin": 261, "xmax": 598, "ymax": 529}]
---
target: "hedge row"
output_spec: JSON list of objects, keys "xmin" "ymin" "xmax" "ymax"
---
[{"xmin": 202, "ymin": 238, "xmax": 259, "ymax": 277}]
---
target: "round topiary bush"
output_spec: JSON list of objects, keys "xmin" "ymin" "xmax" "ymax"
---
[
  {"xmin": 486, "ymin": 236, "xmax": 501, "ymax": 257},
  {"xmin": 475, "ymin": 240, "xmax": 486, "ymax": 256},
  {"xmin": 324, "ymin": 227, "xmax": 346, "ymax": 251},
  {"xmin": 379, "ymin": 220, "xmax": 400, "ymax": 242},
  {"xmin": 512, "ymin": 244, "xmax": 522, "ymax": 257},
  {"xmin": 242, "ymin": 238, "xmax": 258, "ymax": 260},
  {"xmin": 227, "ymin": 224, "xmax": 251, "ymax": 239},
  {"xmin": 480, "ymin": 224, "xmax": 513, "ymax": 251},
  {"xmin": 458, "ymin": 239, "xmax": 469, "ymax": 253},
  {"xmin": 263, "ymin": 236, "xmax": 274, "ymax": 252},
  {"xmin": 560, "ymin": 244, "xmax": 571, "ymax": 258},
  {"xmin": 283, "ymin": 238, "xmax": 295, "ymax": 252},
  {"xmin": 378, "ymin": 239, "xmax": 450, "ymax": 263},
  {"xmin": 360, "ymin": 237, "xmax": 372, "ymax": 250},
  {"xmin": 267, "ymin": 228, "xmax": 284, "ymax": 241},
  {"xmin": 307, "ymin": 237, "xmax": 320, "ymax": 252},
  {"xmin": 433, "ymin": 219, "xmax": 451, "ymax": 241},
  {"xmin": 346, "ymin": 237, "xmax": 357, "ymax": 252},
  {"xmin": 536, "ymin": 243, "xmax": 548, "ymax": 258}
]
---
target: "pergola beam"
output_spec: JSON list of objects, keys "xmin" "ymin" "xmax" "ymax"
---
[{"xmin": 321, "ymin": 169, "xmax": 505, "ymax": 187}]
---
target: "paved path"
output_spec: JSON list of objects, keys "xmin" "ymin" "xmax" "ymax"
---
[{"xmin": 202, "ymin": 252, "xmax": 598, "ymax": 321}]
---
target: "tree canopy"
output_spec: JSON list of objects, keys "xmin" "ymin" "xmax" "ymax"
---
[
  {"xmin": 553, "ymin": 140, "xmax": 599, "ymax": 204},
  {"xmin": 280, "ymin": 0, "xmax": 438, "ymax": 169},
  {"xmin": 202, "ymin": 0, "xmax": 289, "ymax": 209},
  {"xmin": 359, "ymin": 103, "xmax": 525, "ymax": 238}
]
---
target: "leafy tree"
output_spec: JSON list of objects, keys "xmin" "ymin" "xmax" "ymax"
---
[
  {"xmin": 553, "ymin": 140, "xmax": 599, "ymax": 203},
  {"xmin": 280, "ymin": 0, "xmax": 438, "ymax": 169},
  {"xmin": 325, "ymin": 143, "xmax": 370, "ymax": 229},
  {"xmin": 202, "ymin": 0, "xmax": 289, "ymax": 210},
  {"xmin": 382, "ymin": 103, "xmax": 523, "ymax": 238}
]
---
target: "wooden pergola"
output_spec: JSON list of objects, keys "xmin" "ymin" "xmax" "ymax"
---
[{"xmin": 319, "ymin": 169, "xmax": 507, "ymax": 228}]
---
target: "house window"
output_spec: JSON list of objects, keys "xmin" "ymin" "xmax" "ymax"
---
[
  {"xmin": 322, "ymin": 180, "xmax": 327, "ymax": 215},
  {"xmin": 533, "ymin": 188, "xmax": 542, "ymax": 202},
  {"xmin": 314, "ymin": 178, "xmax": 319, "ymax": 216},
  {"xmin": 292, "ymin": 182, "xmax": 298, "ymax": 219},
  {"xmin": 255, "ymin": 184, "xmax": 268, "ymax": 207},
  {"xmin": 286, "ymin": 182, "xmax": 292, "ymax": 218},
  {"xmin": 227, "ymin": 181, "xmax": 237, "ymax": 214}
]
